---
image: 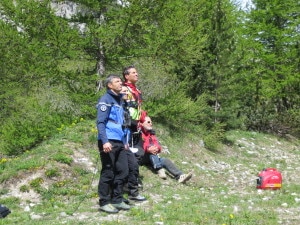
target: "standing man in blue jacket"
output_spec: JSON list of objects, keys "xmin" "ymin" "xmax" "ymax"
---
[{"xmin": 96, "ymin": 74, "xmax": 130, "ymax": 213}]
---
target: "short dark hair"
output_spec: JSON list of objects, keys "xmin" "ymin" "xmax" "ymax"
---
[
  {"xmin": 105, "ymin": 74, "xmax": 121, "ymax": 89},
  {"xmin": 122, "ymin": 65, "xmax": 136, "ymax": 80}
]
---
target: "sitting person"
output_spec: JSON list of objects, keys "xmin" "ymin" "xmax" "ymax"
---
[{"xmin": 138, "ymin": 112, "xmax": 193, "ymax": 183}]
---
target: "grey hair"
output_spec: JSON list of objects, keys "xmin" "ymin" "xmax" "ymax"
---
[{"xmin": 105, "ymin": 74, "xmax": 121, "ymax": 89}]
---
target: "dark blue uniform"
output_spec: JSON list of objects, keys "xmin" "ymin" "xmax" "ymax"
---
[{"xmin": 96, "ymin": 90, "xmax": 129, "ymax": 206}]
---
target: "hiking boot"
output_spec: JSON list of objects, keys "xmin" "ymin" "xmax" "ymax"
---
[
  {"xmin": 99, "ymin": 204, "xmax": 119, "ymax": 214},
  {"xmin": 157, "ymin": 168, "xmax": 167, "ymax": 179},
  {"xmin": 111, "ymin": 201, "xmax": 131, "ymax": 210},
  {"xmin": 123, "ymin": 197, "xmax": 130, "ymax": 205},
  {"xmin": 178, "ymin": 171, "xmax": 193, "ymax": 183},
  {"xmin": 128, "ymin": 194, "xmax": 147, "ymax": 201}
]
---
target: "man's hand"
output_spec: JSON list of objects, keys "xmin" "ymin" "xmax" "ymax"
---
[
  {"xmin": 148, "ymin": 145, "xmax": 159, "ymax": 155},
  {"xmin": 103, "ymin": 142, "xmax": 112, "ymax": 153}
]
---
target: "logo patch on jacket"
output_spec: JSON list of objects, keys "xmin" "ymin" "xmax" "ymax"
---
[{"xmin": 100, "ymin": 105, "xmax": 107, "ymax": 112}]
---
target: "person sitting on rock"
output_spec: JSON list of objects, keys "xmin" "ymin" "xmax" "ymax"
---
[{"xmin": 138, "ymin": 112, "xmax": 193, "ymax": 183}]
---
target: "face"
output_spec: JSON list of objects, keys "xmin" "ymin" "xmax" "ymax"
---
[
  {"xmin": 120, "ymin": 86, "xmax": 128, "ymax": 100},
  {"xmin": 108, "ymin": 78, "xmax": 123, "ymax": 94},
  {"xmin": 142, "ymin": 116, "xmax": 153, "ymax": 130},
  {"xmin": 125, "ymin": 68, "xmax": 138, "ymax": 84}
]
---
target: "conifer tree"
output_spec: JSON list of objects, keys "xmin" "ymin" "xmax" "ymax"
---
[{"xmin": 236, "ymin": 0, "xmax": 300, "ymax": 133}]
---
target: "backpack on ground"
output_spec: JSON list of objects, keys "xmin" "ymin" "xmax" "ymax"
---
[{"xmin": 0, "ymin": 204, "xmax": 11, "ymax": 218}]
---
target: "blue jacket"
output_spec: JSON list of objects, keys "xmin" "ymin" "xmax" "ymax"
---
[{"xmin": 96, "ymin": 90, "xmax": 125, "ymax": 143}]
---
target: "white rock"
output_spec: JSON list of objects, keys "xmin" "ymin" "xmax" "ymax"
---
[
  {"xmin": 257, "ymin": 189, "xmax": 263, "ymax": 194},
  {"xmin": 31, "ymin": 214, "xmax": 42, "ymax": 220},
  {"xmin": 60, "ymin": 212, "xmax": 67, "ymax": 217},
  {"xmin": 233, "ymin": 205, "xmax": 239, "ymax": 212},
  {"xmin": 24, "ymin": 205, "xmax": 30, "ymax": 212}
]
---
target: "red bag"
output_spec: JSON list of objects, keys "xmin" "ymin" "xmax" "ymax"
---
[{"xmin": 256, "ymin": 168, "xmax": 282, "ymax": 189}]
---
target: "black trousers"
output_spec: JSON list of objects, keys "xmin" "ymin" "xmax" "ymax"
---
[
  {"xmin": 126, "ymin": 150, "xmax": 140, "ymax": 197},
  {"xmin": 98, "ymin": 140, "xmax": 129, "ymax": 206}
]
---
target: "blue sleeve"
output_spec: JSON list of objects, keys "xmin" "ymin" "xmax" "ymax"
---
[{"xmin": 96, "ymin": 95, "xmax": 111, "ymax": 144}]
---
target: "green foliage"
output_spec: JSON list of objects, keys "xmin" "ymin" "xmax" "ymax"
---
[
  {"xmin": 0, "ymin": 0, "xmax": 96, "ymax": 156},
  {"xmin": 0, "ymin": 0, "xmax": 299, "ymax": 159},
  {"xmin": 144, "ymin": 84, "xmax": 208, "ymax": 131},
  {"xmin": 272, "ymin": 109, "xmax": 300, "ymax": 137},
  {"xmin": 232, "ymin": 0, "xmax": 300, "ymax": 134},
  {"xmin": 0, "ymin": 91, "xmax": 76, "ymax": 155},
  {"xmin": 203, "ymin": 122, "xmax": 226, "ymax": 151},
  {"xmin": 45, "ymin": 168, "xmax": 60, "ymax": 178},
  {"xmin": 29, "ymin": 177, "xmax": 44, "ymax": 189},
  {"xmin": 52, "ymin": 153, "xmax": 73, "ymax": 165},
  {"xmin": 19, "ymin": 185, "xmax": 30, "ymax": 193}
]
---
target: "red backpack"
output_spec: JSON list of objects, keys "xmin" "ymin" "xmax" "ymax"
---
[{"xmin": 256, "ymin": 168, "xmax": 282, "ymax": 190}]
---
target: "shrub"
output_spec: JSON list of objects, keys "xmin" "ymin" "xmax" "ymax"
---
[
  {"xmin": 29, "ymin": 177, "xmax": 44, "ymax": 188},
  {"xmin": 0, "ymin": 90, "xmax": 77, "ymax": 156},
  {"xmin": 45, "ymin": 168, "xmax": 60, "ymax": 178},
  {"xmin": 144, "ymin": 85, "xmax": 208, "ymax": 131}
]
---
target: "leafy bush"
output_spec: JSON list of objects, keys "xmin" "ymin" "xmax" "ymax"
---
[
  {"xmin": 0, "ymin": 110, "xmax": 71, "ymax": 156},
  {"xmin": 144, "ymin": 85, "xmax": 208, "ymax": 131},
  {"xmin": 244, "ymin": 105, "xmax": 300, "ymax": 137},
  {"xmin": 0, "ymin": 85, "xmax": 83, "ymax": 155},
  {"xmin": 280, "ymin": 109, "xmax": 300, "ymax": 137},
  {"xmin": 203, "ymin": 122, "xmax": 226, "ymax": 151}
]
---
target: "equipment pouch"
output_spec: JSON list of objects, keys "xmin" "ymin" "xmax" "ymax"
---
[{"xmin": 0, "ymin": 204, "xmax": 11, "ymax": 218}]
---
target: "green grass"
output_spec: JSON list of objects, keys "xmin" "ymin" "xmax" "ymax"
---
[{"xmin": 0, "ymin": 119, "xmax": 299, "ymax": 225}]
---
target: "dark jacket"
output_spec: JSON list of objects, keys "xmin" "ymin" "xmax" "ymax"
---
[{"xmin": 96, "ymin": 90, "xmax": 125, "ymax": 143}]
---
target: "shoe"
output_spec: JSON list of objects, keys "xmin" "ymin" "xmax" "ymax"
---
[
  {"xmin": 111, "ymin": 201, "xmax": 131, "ymax": 210},
  {"xmin": 178, "ymin": 171, "xmax": 193, "ymax": 183},
  {"xmin": 100, "ymin": 204, "xmax": 119, "ymax": 214},
  {"xmin": 157, "ymin": 168, "xmax": 167, "ymax": 179},
  {"xmin": 128, "ymin": 194, "xmax": 147, "ymax": 201},
  {"xmin": 123, "ymin": 197, "xmax": 130, "ymax": 204}
]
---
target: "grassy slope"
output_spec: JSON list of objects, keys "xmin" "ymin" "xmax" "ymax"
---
[{"xmin": 0, "ymin": 119, "xmax": 300, "ymax": 225}]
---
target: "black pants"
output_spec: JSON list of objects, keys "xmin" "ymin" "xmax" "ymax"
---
[
  {"xmin": 126, "ymin": 150, "xmax": 140, "ymax": 197},
  {"xmin": 98, "ymin": 140, "xmax": 129, "ymax": 206}
]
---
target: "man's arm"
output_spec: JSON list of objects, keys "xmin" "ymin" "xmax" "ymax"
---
[{"xmin": 96, "ymin": 97, "xmax": 111, "ymax": 144}]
